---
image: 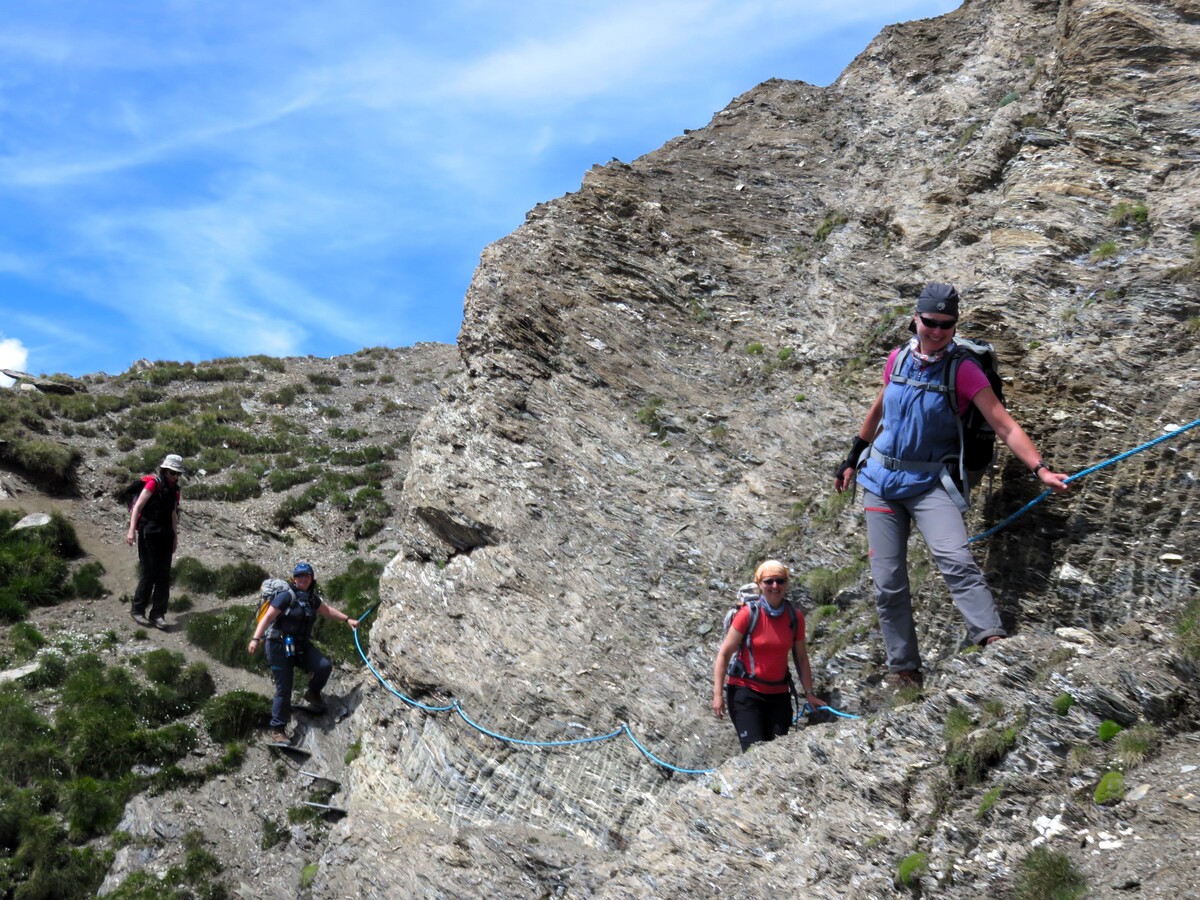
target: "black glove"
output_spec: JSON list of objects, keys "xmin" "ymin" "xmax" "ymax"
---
[{"xmin": 835, "ymin": 435, "xmax": 870, "ymax": 480}]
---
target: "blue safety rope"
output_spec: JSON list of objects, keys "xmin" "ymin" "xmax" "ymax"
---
[
  {"xmin": 353, "ymin": 608, "xmax": 857, "ymax": 775},
  {"xmin": 969, "ymin": 418, "xmax": 1200, "ymax": 543}
]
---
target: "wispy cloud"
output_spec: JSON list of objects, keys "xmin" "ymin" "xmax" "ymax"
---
[{"xmin": 0, "ymin": 1, "xmax": 960, "ymax": 376}]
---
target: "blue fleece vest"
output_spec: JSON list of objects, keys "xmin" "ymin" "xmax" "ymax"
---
[{"xmin": 858, "ymin": 347, "xmax": 961, "ymax": 501}]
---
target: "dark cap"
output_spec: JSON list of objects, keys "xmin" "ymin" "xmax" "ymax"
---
[
  {"xmin": 293, "ymin": 562, "xmax": 315, "ymax": 578},
  {"xmin": 916, "ymin": 282, "xmax": 959, "ymax": 316},
  {"xmin": 909, "ymin": 283, "xmax": 960, "ymax": 332}
]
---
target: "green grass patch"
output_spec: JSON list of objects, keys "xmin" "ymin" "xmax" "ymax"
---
[
  {"xmin": 1113, "ymin": 723, "xmax": 1160, "ymax": 768},
  {"xmin": 897, "ymin": 850, "xmax": 928, "ymax": 887},
  {"xmin": 172, "ymin": 557, "xmax": 268, "ymax": 600},
  {"xmin": 977, "ymin": 785, "xmax": 1002, "ymax": 818},
  {"xmin": 1014, "ymin": 846, "xmax": 1086, "ymax": 900},
  {"xmin": 1177, "ymin": 596, "xmax": 1200, "ymax": 664},
  {"xmin": 1097, "ymin": 719, "xmax": 1122, "ymax": 742},
  {"xmin": 1052, "ymin": 692, "xmax": 1075, "ymax": 715},
  {"xmin": 1094, "ymin": 770, "xmax": 1125, "ymax": 805}
]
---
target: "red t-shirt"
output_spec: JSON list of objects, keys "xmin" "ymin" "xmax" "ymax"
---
[{"xmin": 726, "ymin": 604, "xmax": 805, "ymax": 695}]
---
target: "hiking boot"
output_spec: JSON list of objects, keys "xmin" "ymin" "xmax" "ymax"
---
[
  {"xmin": 887, "ymin": 669, "xmax": 925, "ymax": 691},
  {"xmin": 131, "ymin": 611, "xmax": 150, "ymax": 627},
  {"xmin": 150, "ymin": 617, "xmax": 167, "ymax": 630},
  {"xmin": 302, "ymin": 689, "xmax": 327, "ymax": 712},
  {"xmin": 983, "ymin": 635, "xmax": 1005, "ymax": 647},
  {"xmin": 269, "ymin": 729, "xmax": 290, "ymax": 744}
]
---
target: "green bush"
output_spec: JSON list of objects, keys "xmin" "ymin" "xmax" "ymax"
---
[
  {"xmin": 1052, "ymin": 693, "xmax": 1075, "ymax": 715},
  {"xmin": 65, "ymin": 775, "xmax": 129, "ymax": 840},
  {"xmin": 977, "ymin": 785, "xmax": 1002, "ymax": 818},
  {"xmin": 185, "ymin": 471, "xmax": 263, "ymax": 502},
  {"xmin": 1094, "ymin": 770, "xmax": 1125, "ymax": 805},
  {"xmin": 1113, "ymin": 723, "xmax": 1160, "ymax": 768},
  {"xmin": 268, "ymin": 464, "xmax": 321, "ymax": 492},
  {"xmin": 0, "ymin": 688, "xmax": 65, "ymax": 783},
  {"xmin": 172, "ymin": 557, "xmax": 268, "ymax": 599},
  {"xmin": 0, "ymin": 437, "xmax": 81, "ymax": 485},
  {"xmin": 1097, "ymin": 719, "xmax": 1122, "ymax": 742},
  {"xmin": 1109, "ymin": 201, "xmax": 1148, "ymax": 227},
  {"xmin": 203, "ymin": 691, "xmax": 269, "ymax": 742},
  {"xmin": 186, "ymin": 607, "xmax": 266, "ymax": 673},
  {"xmin": 0, "ymin": 512, "xmax": 85, "ymax": 621},
  {"xmin": 70, "ymin": 561, "xmax": 109, "ymax": 599},
  {"xmin": 7, "ymin": 622, "xmax": 46, "ymax": 662},
  {"xmin": 897, "ymin": 850, "xmax": 928, "ymax": 887},
  {"xmin": 23, "ymin": 652, "xmax": 67, "ymax": 689},
  {"xmin": 1014, "ymin": 846, "xmax": 1086, "ymax": 900},
  {"xmin": 815, "ymin": 210, "xmax": 849, "ymax": 243},
  {"xmin": 314, "ymin": 559, "xmax": 382, "ymax": 663},
  {"xmin": 1089, "ymin": 240, "xmax": 1118, "ymax": 262},
  {"xmin": 1177, "ymin": 596, "xmax": 1200, "ymax": 664}
]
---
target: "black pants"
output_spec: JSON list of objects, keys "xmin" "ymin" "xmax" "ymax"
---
[
  {"xmin": 265, "ymin": 638, "xmax": 332, "ymax": 728},
  {"xmin": 133, "ymin": 528, "xmax": 174, "ymax": 620},
  {"xmin": 727, "ymin": 684, "xmax": 793, "ymax": 752}
]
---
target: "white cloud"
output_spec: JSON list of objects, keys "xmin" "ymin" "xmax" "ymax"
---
[{"xmin": 0, "ymin": 337, "xmax": 30, "ymax": 387}]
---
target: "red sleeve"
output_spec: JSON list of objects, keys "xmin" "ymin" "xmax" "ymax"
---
[
  {"xmin": 956, "ymin": 358, "xmax": 992, "ymax": 415},
  {"xmin": 730, "ymin": 606, "xmax": 752, "ymax": 634},
  {"xmin": 883, "ymin": 347, "xmax": 901, "ymax": 384},
  {"xmin": 142, "ymin": 475, "xmax": 158, "ymax": 493}
]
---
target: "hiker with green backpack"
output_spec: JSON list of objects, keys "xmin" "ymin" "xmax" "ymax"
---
[
  {"xmin": 713, "ymin": 560, "xmax": 826, "ymax": 751},
  {"xmin": 833, "ymin": 283, "xmax": 1068, "ymax": 690},
  {"xmin": 247, "ymin": 561, "xmax": 359, "ymax": 744}
]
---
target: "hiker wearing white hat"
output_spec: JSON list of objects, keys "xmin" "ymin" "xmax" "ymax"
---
[{"xmin": 125, "ymin": 454, "xmax": 185, "ymax": 628}]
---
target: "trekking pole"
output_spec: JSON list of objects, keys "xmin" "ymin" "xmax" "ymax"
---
[{"xmin": 969, "ymin": 417, "xmax": 1200, "ymax": 544}]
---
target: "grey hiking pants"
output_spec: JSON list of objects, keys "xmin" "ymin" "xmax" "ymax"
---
[{"xmin": 863, "ymin": 486, "xmax": 1004, "ymax": 673}]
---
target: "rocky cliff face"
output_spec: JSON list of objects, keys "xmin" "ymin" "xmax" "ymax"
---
[{"xmin": 326, "ymin": 0, "xmax": 1200, "ymax": 896}]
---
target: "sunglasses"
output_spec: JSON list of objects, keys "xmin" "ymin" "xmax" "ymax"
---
[
  {"xmin": 761, "ymin": 578, "xmax": 788, "ymax": 587},
  {"xmin": 918, "ymin": 315, "xmax": 957, "ymax": 331}
]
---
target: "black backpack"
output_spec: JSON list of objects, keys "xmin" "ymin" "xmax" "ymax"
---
[{"xmin": 117, "ymin": 475, "xmax": 164, "ymax": 525}]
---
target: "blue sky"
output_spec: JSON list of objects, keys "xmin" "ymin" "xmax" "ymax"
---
[{"xmin": 0, "ymin": 1, "xmax": 959, "ymax": 381}]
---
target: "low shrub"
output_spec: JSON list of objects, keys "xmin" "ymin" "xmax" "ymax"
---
[
  {"xmin": 1052, "ymin": 692, "xmax": 1075, "ymax": 715},
  {"xmin": 1177, "ymin": 596, "xmax": 1200, "ymax": 665},
  {"xmin": 1113, "ymin": 723, "xmax": 1160, "ymax": 768},
  {"xmin": 0, "ymin": 437, "xmax": 81, "ymax": 486},
  {"xmin": 1014, "ymin": 846, "xmax": 1085, "ymax": 900},
  {"xmin": 1097, "ymin": 719, "xmax": 1122, "ymax": 742},
  {"xmin": 7, "ymin": 622, "xmax": 46, "ymax": 662},
  {"xmin": 186, "ymin": 607, "xmax": 266, "ymax": 673},
  {"xmin": 897, "ymin": 850, "xmax": 928, "ymax": 887},
  {"xmin": 203, "ymin": 691, "xmax": 269, "ymax": 742},
  {"xmin": 1094, "ymin": 770, "xmax": 1125, "ymax": 805},
  {"xmin": 172, "ymin": 557, "xmax": 268, "ymax": 599},
  {"xmin": 70, "ymin": 560, "xmax": 109, "ymax": 599}
]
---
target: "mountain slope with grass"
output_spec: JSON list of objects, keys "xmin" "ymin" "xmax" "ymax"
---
[{"xmin": 0, "ymin": 342, "xmax": 459, "ymax": 898}]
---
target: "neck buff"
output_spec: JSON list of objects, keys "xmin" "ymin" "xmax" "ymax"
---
[
  {"xmin": 761, "ymin": 597, "xmax": 787, "ymax": 617},
  {"xmin": 909, "ymin": 336, "xmax": 948, "ymax": 365}
]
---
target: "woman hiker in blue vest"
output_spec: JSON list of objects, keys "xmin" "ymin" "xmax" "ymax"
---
[
  {"xmin": 126, "ymin": 453, "xmax": 185, "ymax": 629},
  {"xmin": 247, "ymin": 562, "xmax": 359, "ymax": 744},
  {"xmin": 834, "ymin": 283, "xmax": 1069, "ymax": 689},
  {"xmin": 712, "ymin": 560, "xmax": 826, "ymax": 751}
]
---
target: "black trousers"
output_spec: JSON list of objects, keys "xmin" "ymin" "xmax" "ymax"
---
[
  {"xmin": 726, "ymin": 684, "xmax": 793, "ymax": 752},
  {"xmin": 133, "ymin": 529, "xmax": 174, "ymax": 619}
]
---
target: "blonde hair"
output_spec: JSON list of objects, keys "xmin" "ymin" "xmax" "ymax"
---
[{"xmin": 754, "ymin": 559, "xmax": 789, "ymax": 585}]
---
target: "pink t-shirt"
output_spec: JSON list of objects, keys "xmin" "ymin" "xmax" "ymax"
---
[{"xmin": 884, "ymin": 346, "xmax": 992, "ymax": 416}]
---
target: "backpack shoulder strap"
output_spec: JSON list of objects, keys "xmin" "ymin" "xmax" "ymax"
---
[{"xmin": 888, "ymin": 345, "xmax": 952, "ymax": 394}]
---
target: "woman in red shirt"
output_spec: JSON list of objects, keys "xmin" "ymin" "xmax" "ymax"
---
[{"xmin": 712, "ymin": 560, "xmax": 826, "ymax": 752}]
